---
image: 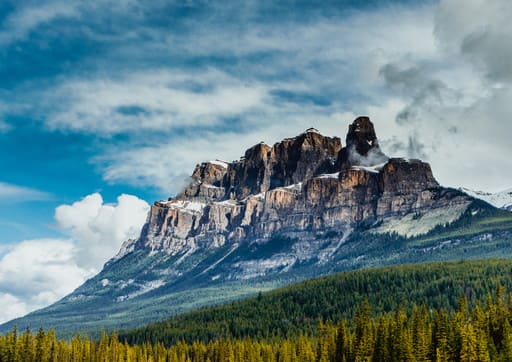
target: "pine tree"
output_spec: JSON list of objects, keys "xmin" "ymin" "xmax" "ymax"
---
[
  {"xmin": 353, "ymin": 299, "xmax": 373, "ymax": 361},
  {"xmin": 459, "ymin": 322, "xmax": 478, "ymax": 362}
]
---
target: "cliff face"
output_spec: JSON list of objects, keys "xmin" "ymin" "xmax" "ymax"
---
[{"xmin": 131, "ymin": 118, "xmax": 471, "ymax": 256}]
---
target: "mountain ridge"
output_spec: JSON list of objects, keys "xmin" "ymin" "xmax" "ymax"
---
[
  {"xmin": 3, "ymin": 116, "xmax": 512, "ymax": 337},
  {"xmin": 460, "ymin": 187, "xmax": 512, "ymax": 211}
]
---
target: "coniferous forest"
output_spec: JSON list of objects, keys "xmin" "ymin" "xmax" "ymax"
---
[
  {"xmin": 2, "ymin": 289, "xmax": 512, "ymax": 361},
  {"xmin": 2, "ymin": 260, "xmax": 512, "ymax": 361}
]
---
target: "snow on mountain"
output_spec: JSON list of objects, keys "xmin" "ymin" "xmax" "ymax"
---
[{"xmin": 460, "ymin": 187, "xmax": 512, "ymax": 211}]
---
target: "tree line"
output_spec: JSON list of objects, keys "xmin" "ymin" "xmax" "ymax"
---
[
  {"xmin": 2, "ymin": 287, "xmax": 512, "ymax": 361},
  {"xmin": 121, "ymin": 259, "xmax": 512, "ymax": 345}
]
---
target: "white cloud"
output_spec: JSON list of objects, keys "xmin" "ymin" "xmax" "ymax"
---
[
  {"xmin": 0, "ymin": 193, "xmax": 149, "ymax": 323},
  {"xmin": 44, "ymin": 69, "xmax": 267, "ymax": 134},
  {"xmin": 0, "ymin": 2, "xmax": 78, "ymax": 45},
  {"xmin": 0, "ymin": 182, "xmax": 51, "ymax": 201},
  {"xmin": 97, "ymin": 110, "xmax": 357, "ymax": 195},
  {"xmin": 373, "ymin": 0, "xmax": 512, "ymax": 192},
  {"xmin": 55, "ymin": 193, "xmax": 149, "ymax": 271},
  {"xmin": 435, "ymin": 0, "xmax": 512, "ymax": 82},
  {"xmin": 0, "ymin": 239, "xmax": 87, "ymax": 323}
]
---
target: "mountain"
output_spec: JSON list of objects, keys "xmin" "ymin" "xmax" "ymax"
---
[
  {"xmin": 460, "ymin": 187, "xmax": 512, "ymax": 211},
  {"xmin": 3, "ymin": 116, "xmax": 512, "ymax": 337}
]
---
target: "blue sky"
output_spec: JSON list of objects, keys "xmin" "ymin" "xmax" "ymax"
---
[{"xmin": 0, "ymin": 0, "xmax": 511, "ymax": 322}]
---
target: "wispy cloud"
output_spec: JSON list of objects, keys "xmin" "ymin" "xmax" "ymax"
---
[
  {"xmin": 0, "ymin": 121, "xmax": 9, "ymax": 132},
  {"xmin": 0, "ymin": 1, "xmax": 78, "ymax": 45},
  {"xmin": 373, "ymin": 0, "xmax": 512, "ymax": 192},
  {"xmin": 0, "ymin": 182, "xmax": 51, "ymax": 202},
  {"xmin": 44, "ymin": 69, "xmax": 268, "ymax": 134},
  {"xmin": 96, "ymin": 109, "xmax": 358, "ymax": 195},
  {"xmin": 1, "ymin": 0, "xmax": 511, "ymax": 195}
]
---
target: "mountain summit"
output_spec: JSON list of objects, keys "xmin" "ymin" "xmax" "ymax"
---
[
  {"xmin": 340, "ymin": 116, "xmax": 388, "ymax": 167},
  {"xmin": 4, "ymin": 116, "xmax": 511, "ymax": 337},
  {"xmin": 128, "ymin": 117, "xmax": 461, "ymax": 258}
]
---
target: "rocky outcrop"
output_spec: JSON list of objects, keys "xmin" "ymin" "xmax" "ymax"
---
[
  {"xmin": 133, "ymin": 117, "xmax": 474, "ymax": 253},
  {"xmin": 338, "ymin": 116, "xmax": 388, "ymax": 168}
]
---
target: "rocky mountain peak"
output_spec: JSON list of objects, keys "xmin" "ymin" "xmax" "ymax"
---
[
  {"xmin": 134, "ymin": 116, "xmax": 473, "ymax": 257},
  {"xmin": 176, "ymin": 129, "xmax": 342, "ymax": 202},
  {"xmin": 346, "ymin": 116, "xmax": 377, "ymax": 155},
  {"xmin": 339, "ymin": 116, "xmax": 388, "ymax": 168}
]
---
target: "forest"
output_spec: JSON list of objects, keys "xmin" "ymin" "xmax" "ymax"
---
[
  {"xmin": 2, "ymin": 260, "xmax": 512, "ymax": 361},
  {"xmin": 2, "ymin": 288, "xmax": 512, "ymax": 361},
  {"xmin": 121, "ymin": 259, "xmax": 512, "ymax": 345}
]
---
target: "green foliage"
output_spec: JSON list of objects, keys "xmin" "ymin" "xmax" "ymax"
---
[
  {"xmin": 119, "ymin": 259, "xmax": 512, "ymax": 346},
  {"xmin": 5, "ymin": 286, "xmax": 512, "ymax": 361}
]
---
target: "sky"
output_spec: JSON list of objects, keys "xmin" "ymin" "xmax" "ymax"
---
[{"xmin": 0, "ymin": 0, "xmax": 511, "ymax": 323}]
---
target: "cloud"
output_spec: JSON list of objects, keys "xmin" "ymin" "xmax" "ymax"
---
[
  {"xmin": 0, "ymin": 192, "xmax": 149, "ymax": 323},
  {"xmin": 1, "ymin": 0, "xmax": 510, "ymax": 195},
  {"xmin": 43, "ymin": 69, "xmax": 267, "ymax": 134},
  {"xmin": 96, "ymin": 110, "xmax": 358, "ymax": 195},
  {"xmin": 0, "ymin": 1, "xmax": 78, "ymax": 45},
  {"xmin": 0, "ymin": 238, "xmax": 87, "ymax": 323},
  {"xmin": 0, "ymin": 121, "xmax": 9, "ymax": 132},
  {"xmin": 371, "ymin": 0, "xmax": 512, "ymax": 192},
  {"xmin": 55, "ymin": 193, "xmax": 150, "ymax": 271},
  {"xmin": 0, "ymin": 182, "xmax": 51, "ymax": 202},
  {"xmin": 435, "ymin": 0, "xmax": 512, "ymax": 82}
]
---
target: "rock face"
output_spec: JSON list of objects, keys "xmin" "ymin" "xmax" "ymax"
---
[
  {"xmin": 130, "ymin": 118, "xmax": 471, "ymax": 257},
  {"xmin": 338, "ymin": 116, "xmax": 388, "ymax": 168}
]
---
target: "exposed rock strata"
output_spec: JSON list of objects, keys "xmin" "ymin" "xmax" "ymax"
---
[{"xmin": 132, "ymin": 118, "xmax": 473, "ymax": 254}]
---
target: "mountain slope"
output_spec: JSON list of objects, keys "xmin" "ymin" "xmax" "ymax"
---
[
  {"xmin": 460, "ymin": 187, "xmax": 512, "ymax": 211},
  {"xmin": 121, "ymin": 258, "xmax": 512, "ymax": 345},
  {"xmin": 3, "ymin": 117, "xmax": 512, "ymax": 337}
]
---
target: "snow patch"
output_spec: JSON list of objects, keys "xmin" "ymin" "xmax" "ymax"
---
[
  {"xmin": 215, "ymin": 199, "xmax": 238, "ymax": 206},
  {"xmin": 460, "ymin": 187, "xmax": 512, "ymax": 211},
  {"xmin": 202, "ymin": 184, "xmax": 222, "ymax": 189},
  {"xmin": 208, "ymin": 159, "xmax": 229, "ymax": 168},
  {"xmin": 350, "ymin": 162, "xmax": 386, "ymax": 174},
  {"xmin": 201, "ymin": 243, "xmax": 239, "ymax": 274},
  {"xmin": 100, "ymin": 278, "xmax": 110, "ymax": 287},
  {"xmin": 116, "ymin": 279, "xmax": 165, "ymax": 302},
  {"xmin": 304, "ymin": 127, "xmax": 321, "ymax": 135},
  {"xmin": 232, "ymin": 255, "xmax": 297, "ymax": 280},
  {"xmin": 316, "ymin": 172, "xmax": 340, "ymax": 179},
  {"xmin": 283, "ymin": 182, "xmax": 303, "ymax": 191},
  {"xmin": 160, "ymin": 200, "xmax": 206, "ymax": 213}
]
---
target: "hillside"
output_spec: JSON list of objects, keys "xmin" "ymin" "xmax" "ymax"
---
[{"xmin": 120, "ymin": 258, "xmax": 512, "ymax": 346}]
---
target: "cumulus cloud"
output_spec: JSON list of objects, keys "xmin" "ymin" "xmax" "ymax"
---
[
  {"xmin": 0, "ymin": 182, "xmax": 51, "ymax": 202},
  {"xmin": 55, "ymin": 193, "xmax": 150, "ymax": 271},
  {"xmin": 0, "ymin": 193, "xmax": 149, "ymax": 323},
  {"xmin": 0, "ymin": 239, "xmax": 87, "ymax": 323}
]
